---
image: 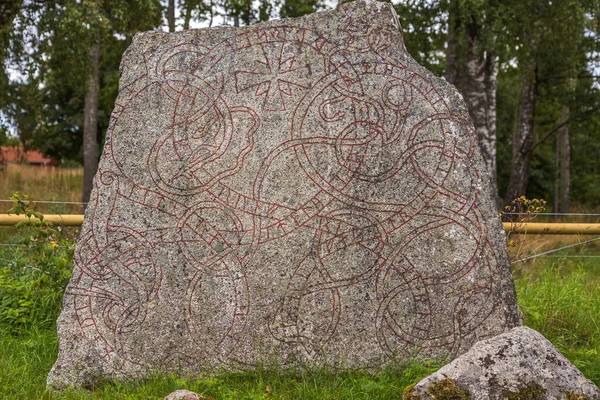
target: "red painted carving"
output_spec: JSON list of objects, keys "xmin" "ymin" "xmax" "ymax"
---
[{"xmin": 66, "ymin": 21, "xmax": 500, "ymax": 370}]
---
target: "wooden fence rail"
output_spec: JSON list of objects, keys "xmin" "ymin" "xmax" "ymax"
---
[
  {"xmin": 0, "ymin": 214, "xmax": 84, "ymax": 226},
  {"xmin": 0, "ymin": 214, "xmax": 599, "ymax": 234},
  {"xmin": 503, "ymin": 223, "xmax": 600, "ymax": 235}
]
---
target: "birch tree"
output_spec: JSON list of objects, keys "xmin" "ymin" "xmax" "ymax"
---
[
  {"xmin": 455, "ymin": 1, "xmax": 500, "ymax": 200},
  {"xmin": 504, "ymin": 0, "xmax": 592, "ymax": 204},
  {"xmin": 399, "ymin": 0, "xmax": 501, "ymax": 200}
]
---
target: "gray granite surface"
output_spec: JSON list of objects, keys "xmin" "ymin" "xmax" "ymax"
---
[{"xmin": 48, "ymin": 0, "xmax": 521, "ymax": 388}]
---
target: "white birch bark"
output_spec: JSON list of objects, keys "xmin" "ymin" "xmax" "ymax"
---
[
  {"xmin": 558, "ymin": 105, "xmax": 570, "ymax": 213},
  {"xmin": 506, "ymin": 60, "xmax": 537, "ymax": 203},
  {"xmin": 462, "ymin": 26, "xmax": 499, "ymax": 200}
]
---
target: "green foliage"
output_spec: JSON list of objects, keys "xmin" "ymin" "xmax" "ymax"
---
[
  {"xmin": 0, "ymin": 0, "xmax": 23, "ymax": 111},
  {"xmin": 517, "ymin": 265, "xmax": 600, "ymax": 350},
  {"xmin": 180, "ymin": 0, "xmax": 216, "ymax": 28},
  {"xmin": 569, "ymin": 75, "xmax": 600, "ymax": 208},
  {"xmin": 393, "ymin": 0, "xmax": 446, "ymax": 77},
  {"xmin": 498, "ymin": 0, "xmax": 599, "ymax": 203},
  {"xmin": 1, "ymin": 0, "xmax": 598, "ymax": 207},
  {"xmin": 2, "ymin": 0, "xmax": 163, "ymax": 163},
  {"xmin": 257, "ymin": 0, "xmax": 275, "ymax": 22},
  {"xmin": 391, "ymin": 0, "xmax": 600, "ymax": 206},
  {"xmin": 0, "ymin": 194, "xmax": 598, "ymax": 396},
  {"xmin": 495, "ymin": 64, "xmax": 520, "ymax": 197},
  {"xmin": 0, "ymin": 125, "xmax": 19, "ymax": 147},
  {"xmin": 0, "ymin": 193, "xmax": 74, "ymax": 331},
  {"xmin": 0, "ymin": 327, "xmax": 58, "ymax": 399},
  {"xmin": 280, "ymin": 0, "xmax": 321, "ymax": 18},
  {"xmin": 1, "ymin": 256, "xmax": 599, "ymax": 397},
  {"xmin": 222, "ymin": 0, "xmax": 256, "ymax": 25}
]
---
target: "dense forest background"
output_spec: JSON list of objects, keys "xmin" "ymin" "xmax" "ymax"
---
[{"xmin": 0, "ymin": 0, "xmax": 598, "ymax": 209}]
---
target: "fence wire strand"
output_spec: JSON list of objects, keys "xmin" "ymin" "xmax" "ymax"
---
[
  {"xmin": 511, "ymin": 236, "xmax": 600, "ymax": 264},
  {"xmin": 0, "ymin": 199, "xmax": 87, "ymax": 206}
]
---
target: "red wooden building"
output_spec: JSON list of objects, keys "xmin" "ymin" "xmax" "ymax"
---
[{"xmin": 0, "ymin": 146, "xmax": 56, "ymax": 166}]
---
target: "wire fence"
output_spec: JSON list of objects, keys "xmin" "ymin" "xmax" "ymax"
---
[
  {"xmin": 511, "ymin": 236, "xmax": 600, "ymax": 264},
  {"xmin": 504, "ymin": 212, "xmax": 600, "ymax": 216},
  {"xmin": 0, "ymin": 199, "xmax": 88, "ymax": 206}
]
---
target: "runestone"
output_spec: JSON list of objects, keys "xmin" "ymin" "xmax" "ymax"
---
[{"xmin": 48, "ymin": 0, "xmax": 521, "ymax": 388}]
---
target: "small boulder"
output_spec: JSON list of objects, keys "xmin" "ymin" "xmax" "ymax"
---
[
  {"xmin": 164, "ymin": 389, "xmax": 204, "ymax": 400},
  {"xmin": 403, "ymin": 326, "xmax": 600, "ymax": 400}
]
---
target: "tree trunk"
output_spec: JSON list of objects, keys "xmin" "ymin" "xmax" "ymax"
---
[
  {"xmin": 168, "ymin": 0, "xmax": 175, "ymax": 32},
  {"xmin": 82, "ymin": 44, "xmax": 100, "ymax": 205},
  {"xmin": 0, "ymin": 0, "xmax": 23, "ymax": 109},
  {"xmin": 553, "ymin": 135, "xmax": 559, "ymax": 213},
  {"xmin": 183, "ymin": 2, "xmax": 191, "ymax": 30},
  {"xmin": 461, "ymin": 12, "xmax": 499, "ymax": 200},
  {"xmin": 558, "ymin": 105, "xmax": 570, "ymax": 213},
  {"xmin": 244, "ymin": 1, "xmax": 252, "ymax": 25},
  {"xmin": 505, "ymin": 61, "xmax": 537, "ymax": 203},
  {"xmin": 482, "ymin": 49, "xmax": 498, "ymax": 201},
  {"xmin": 445, "ymin": 0, "xmax": 459, "ymax": 86}
]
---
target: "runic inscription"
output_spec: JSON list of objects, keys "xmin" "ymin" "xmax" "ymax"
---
[{"xmin": 48, "ymin": 0, "xmax": 521, "ymax": 388}]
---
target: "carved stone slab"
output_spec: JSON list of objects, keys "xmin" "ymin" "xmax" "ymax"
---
[{"xmin": 48, "ymin": 0, "xmax": 521, "ymax": 388}]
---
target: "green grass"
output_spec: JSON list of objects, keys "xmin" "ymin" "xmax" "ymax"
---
[
  {"xmin": 0, "ymin": 327, "xmax": 438, "ymax": 399},
  {"xmin": 0, "ymin": 328, "xmax": 58, "ymax": 399},
  {"xmin": 515, "ymin": 261, "xmax": 600, "ymax": 384}
]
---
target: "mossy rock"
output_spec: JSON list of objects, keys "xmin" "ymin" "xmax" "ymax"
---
[
  {"xmin": 427, "ymin": 378, "xmax": 471, "ymax": 400},
  {"xmin": 403, "ymin": 382, "xmax": 418, "ymax": 399},
  {"xmin": 565, "ymin": 391, "xmax": 590, "ymax": 400},
  {"xmin": 404, "ymin": 377, "xmax": 471, "ymax": 400}
]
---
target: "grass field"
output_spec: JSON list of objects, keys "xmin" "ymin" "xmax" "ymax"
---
[
  {"xmin": 0, "ymin": 164, "xmax": 599, "ymax": 399},
  {"xmin": 0, "ymin": 164, "xmax": 84, "ymax": 214}
]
